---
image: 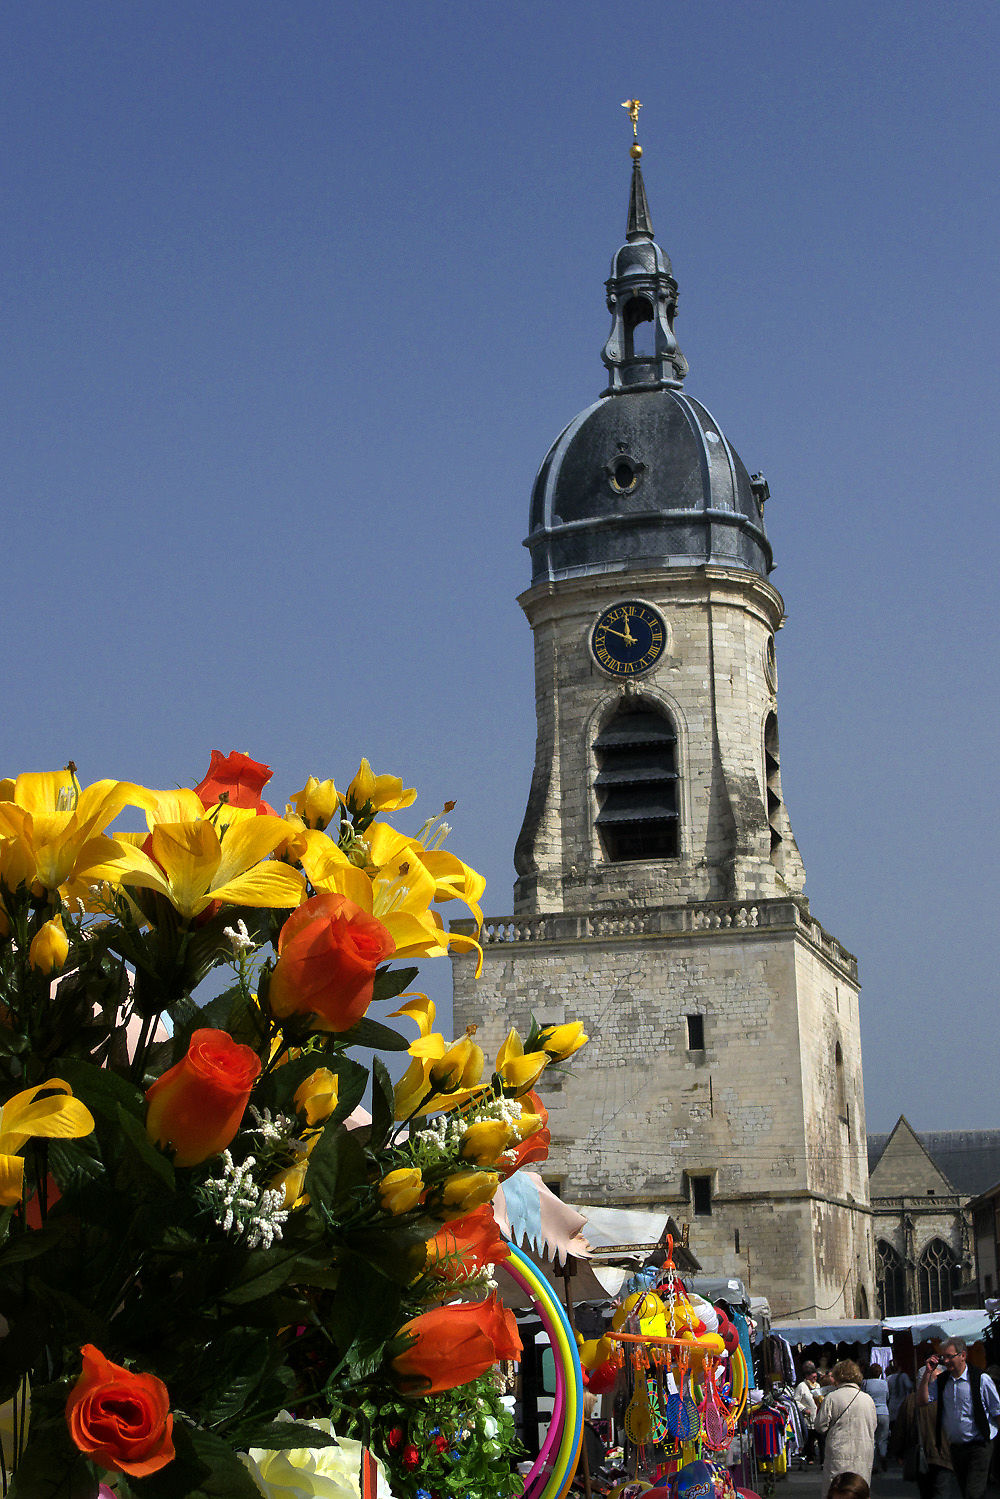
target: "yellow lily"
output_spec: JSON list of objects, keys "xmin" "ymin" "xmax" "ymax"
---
[
  {"xmin": 0, "ymin": 771, "xmax": 146, "ymax": 893},
  {"xmin": 344, "ymin": 759, "xmax": 417, "ymax": 816},
  {"xmin": 85, "ymin": 815, "xmax": 305, "ymax": 921},
  {"xmin": 0, "ymin": 1080, "xmax": 95, "ymax": 1206},
  {"xmin": 302, "ymin": 828, "xmax": 483, "ymax": 975},
  {"xmin": 390, "ymin": 998, "xmax": 488, "ymax": 1119},
  {"xmin": 495, "ymin": 1029, "xmax": 549, "ymax": 1096}
]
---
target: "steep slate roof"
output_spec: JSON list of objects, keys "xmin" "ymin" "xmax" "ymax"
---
[{"xmin": 868, "ymin": 1120, "xmax": 1000, "ymax": 1197}]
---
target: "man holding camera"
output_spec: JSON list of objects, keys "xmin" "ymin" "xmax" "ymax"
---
[{"xmin": 917, "ymin": 1339, "xmax": 1000, "ymax": 1499}]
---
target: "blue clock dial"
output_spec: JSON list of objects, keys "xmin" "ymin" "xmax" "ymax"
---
[{"xmin": 591, "ymin": 601, "xmax": 666, "ymax": 676}]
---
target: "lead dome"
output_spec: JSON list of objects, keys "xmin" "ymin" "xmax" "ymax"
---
[{"xmin": 524, "ymin": 156, "xmax": 772, "ymax": 586}]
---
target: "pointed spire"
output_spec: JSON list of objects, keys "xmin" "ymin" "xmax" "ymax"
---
[{"xmin": 626, "ymin": 156, "xmax": 654, "ymax": 242}]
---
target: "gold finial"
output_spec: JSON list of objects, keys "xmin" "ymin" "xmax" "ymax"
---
[{"xmin": 622, "ymin": 98, "xmax": 642, "ymax": 158}]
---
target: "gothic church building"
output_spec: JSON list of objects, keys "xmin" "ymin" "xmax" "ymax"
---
[{"xmin": 452, "ymin": 142, "xmax": 874, "ymax": 1318}]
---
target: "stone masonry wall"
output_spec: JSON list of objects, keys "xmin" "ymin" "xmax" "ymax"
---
[{"xmin": 453, "ymin": 906, "xmax": 872, "ymax": 1318}]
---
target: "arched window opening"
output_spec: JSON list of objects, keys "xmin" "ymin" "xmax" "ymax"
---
[
  {"xmin": 594, "ymin": 701, "xmax": 678, "ymax": 862},
  {"xmin": 764, "ymin": 712, "xmax": 785, "ymax": 875},
  {"xmin": 876, "ymin": 1240, "xmax": 906, "ymax": 1318},
  {"xmin": 918, "ymin": 1238, "xmax": 959, "ymax": 1313},
  {"xmin": 624, "ymin": 297, "xmax": 655, "ymax": 360}
]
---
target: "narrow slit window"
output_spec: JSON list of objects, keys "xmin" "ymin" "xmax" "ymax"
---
[
  {"xmin": 691, "ymin": 1176, "xmax": 712, "ymax": 1217},
  {"xmin": 686, "ymin": 1014, "xmax": 705, "ymax": 1051}
]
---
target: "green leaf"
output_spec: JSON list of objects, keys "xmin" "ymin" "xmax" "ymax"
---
[
  {"xmin": 302, "ymin": 1121, "xmax": 367, "ymax": 1212},
  {"xmin": 338, "ymin": 1015, "xmax": 410, "ymax": 1052},
  {"xmin": 221, "ymin": 1247, "xmax": 301, "ymax": 1306},
  {"xmin": 6, "ymin": 1418, "xmax": 98, "ymax": 1499},
  {"xmin": 116, "ymin": 1105, "xmax": 176, "ymax": 1191},
  {"xmin": 369, "ymin": 1056, "xmax": 394, "ymax": 1149},
  {"xmin": 53, "ymin": 1057, "xmax": 145, "ymax": 1122},
  {"xmin": 132, "ymin": 1423, "xmax": 262, "ymax": 1499},
  {"xmin": 0, "ymin": 1218, "xmax": 67, "ymax": 1265},
  {"xmin": 241, "ymin": 1420, "xmax": 338, "ymax": 1449},
  {"xmin": 371, "ymin": 965, "xmax": 420, "ymax": 1005}
]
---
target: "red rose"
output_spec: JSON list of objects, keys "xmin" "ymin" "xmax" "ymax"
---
[
  {"xmin": 402, "ymin": 1445, "xmax": 420, "ymax": 1471},
  {"xmin": 268, "ymin": 892, "xmax": 395, "ymax": 1033},
  {"xmin": 193, "ymin": 750, "xmax": 274, "ymax": 813},
  {"xmin": 424, "ymin": 1205, "xmax": 510, "ymax": 1280},
  {"xmin": 66, "ymin": 1344, "xmax": 174, "ymax": 1477},
  {"xmin": 392, "ymin": 1296, "xmax": 521, "ymax": 1394},
  {"xmin": 145, "ymin": 1028, "xmax": 262, "ymax": 1167}
]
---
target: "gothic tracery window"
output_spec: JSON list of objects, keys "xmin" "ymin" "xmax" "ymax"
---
[
  {"xmin": 593, "ymin": 701, "xmax": 679, "ymax": 862},
  {"xmin": 918, "ymin": 1238, "xmax": 959, "ymax": 1313},
  {"xmin": 876, "ymin": 1240, "xmax": 906, "ymax": 1318}
]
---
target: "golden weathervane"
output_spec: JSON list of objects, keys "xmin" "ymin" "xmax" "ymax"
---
[{"xmin": 621, "ymin": 98, "xmax": 643, "ymax": 158}]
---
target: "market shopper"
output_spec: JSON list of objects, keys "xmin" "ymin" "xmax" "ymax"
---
[
  {"xmin": 824, "ymin": 1474, "xmax": 870, "ymax": 1499},
  {"xmin": 917, "ymin": 1339, "xmax": 1000, "ymax": 1499},
  {"xmin": 814, "ymin": 1360, "xmax": 878, "ymax": 1491},
  {"xmin": 863, "ymin": 1362, "xmax": 891, "ymax": 1471},
  {"xmin": 794, "ymin": 1362, "xmax": 824, "ymax": 1465},
  {"xmin": 887, "ymin": 1361, "xmax": 914, "ymax": 1426},
  {"xmin": 890, "ymin": 1388, "xmax": 952, "ymax": 1499}
]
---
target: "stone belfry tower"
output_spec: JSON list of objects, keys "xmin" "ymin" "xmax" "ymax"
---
[{"xmin": 452, "ymin": 117, "xmax": 874, "ymax": 1318}]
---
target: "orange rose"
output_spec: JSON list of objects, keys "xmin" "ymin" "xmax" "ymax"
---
[
  {"xmin": 425, "ymin": 1204, "xmax": 510, "ymax": 1280},
  {"xmin": 268, "ymin": 892, "xmax": 395, "ymax": 1033},
  {"xmin": 145, "ymin": 1028, "xmax": 261, "ymax": 1167},
  {"xmin": 393, "ymin": 1295, "xmax": 521, "ymax": 1394},
  {"xmin": 193, "ymin": 750, "xmax": 274, "ymax": 812},
  {"xmin": 66, "ymin": 1344, "xmax": 174, "ymax": 1477}
]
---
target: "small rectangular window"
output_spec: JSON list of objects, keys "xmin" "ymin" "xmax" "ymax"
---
[
  {"xmin": 691, "ymin": 1176, "xmax": 712, "ymax": 1216},
  {"xmin": 542, "ymin": 1177, "xmax": 563, "ymax": 1199},
  {"xmin": 686, "ymin": 1014, "xmax": 705, "ymax": 1050}
]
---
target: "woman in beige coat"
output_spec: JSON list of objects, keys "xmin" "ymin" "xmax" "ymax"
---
[{"xmin": 814, "ymin": 1360, "xmax": 878, "ymax": 1490}]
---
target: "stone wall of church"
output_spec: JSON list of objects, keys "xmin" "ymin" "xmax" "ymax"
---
[{"xmin": 452, "ymin": 902, "xmax": 873, "ymax": 1318}]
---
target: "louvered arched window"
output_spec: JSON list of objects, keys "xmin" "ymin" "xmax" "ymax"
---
[{"xmin": 594, "ymin": 702, "xmax": 679, "ymax": 862}]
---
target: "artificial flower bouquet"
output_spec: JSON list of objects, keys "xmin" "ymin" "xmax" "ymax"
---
[{"xmin": 0, "ymin": 754, "xmax": 587, "ymax": 1499}]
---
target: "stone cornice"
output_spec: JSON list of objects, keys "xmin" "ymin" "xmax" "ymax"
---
[{"xmin": 517, "ymin": 564, "xmax": 786, "ymax": 634}]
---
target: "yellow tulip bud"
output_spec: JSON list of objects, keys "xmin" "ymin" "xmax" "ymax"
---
[
  {"xmin": 459, "ymin": 1119, "xmax": 514, "ymax": 1166},
  {"xmin": 29, "ymin": 916, "xmax": 69, "ymax": 975},
  {"xmin": 514, "ymin": 1101, "xmax": 545, "ymax": 1141},
  {"xmin": 290, "ymin": 776, "xmax": 340, "ymax": 832},
  {"xmin": 346, "ymin": 758, "xmax": 417, "ymax": 816},
  {"xmin": 438, "ymin": 1169, "xmax": 499, "ymax": 1215},
  {"xmin": 378, "ymin": 1167, "xmax": 424, "ymax": 1216},
  {"xmin": 537, "ymin": 1021, "xmax": 588, "ymax": 1062},
  {"xmin": 495, "ymin": 1028, "xmax": 548, "ymax": 1096},
  {"xmin": 429, "ymin": 1035, "xmax": 476, "ymax": 1093},
  {"xmin": 293, "ymin": 1067, "xmax": 339, "ymax": 1126},
  {"xmin": 270, "ymin": 1133, "xmax": 319, "ymax": 1210}
]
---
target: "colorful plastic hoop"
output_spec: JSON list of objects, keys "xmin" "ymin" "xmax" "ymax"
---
[{"xmin": 499, "ymin": 1244, "xmax": 583, "ymax": 1499}]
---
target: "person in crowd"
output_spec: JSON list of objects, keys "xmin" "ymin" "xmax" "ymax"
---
[
  {"xmin": 917, "ymin": 1339, "xmax": 1000, "ymax": 1499},
  {"xmin": 863, "ymin": 1361, "xmax": 891, "ymax": 1471},
  {"xmin": 814, "ymin": 1359, "xmax": 878, "ymax": 1491},
  {"xmin": 794, "ymin": 1362, "xmax": 825, "ymax": 1465},
  {"xmin": 824, "ymin": 1474, "xmax": 870, "ymax": 1499},
  {"xmin": 887, "ymin": 1360, "xmax": 914, "ymax": 1426},
  {"xmin": 890, "ymin": 1387, "xmax": 952, "ymax": 1499}
]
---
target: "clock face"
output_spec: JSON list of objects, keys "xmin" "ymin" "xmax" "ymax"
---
[{"xmin": 591, "ymin": 601, "xmax": 666, "ymax": 676}]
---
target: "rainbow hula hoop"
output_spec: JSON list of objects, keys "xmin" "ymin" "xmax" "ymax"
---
[{"xmin": 499, "ymin": 1244, "xmax": 583, "ymax": 1499}]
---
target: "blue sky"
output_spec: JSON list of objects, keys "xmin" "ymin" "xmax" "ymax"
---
[{"xmin": 2, "ymin": 1, "xmax": 997, "ymax": 1132}]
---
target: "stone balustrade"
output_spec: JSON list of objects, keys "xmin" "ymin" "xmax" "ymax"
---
[{"xmin": 451, "ymin": 898, "xmax": 858, "ymax": 981}]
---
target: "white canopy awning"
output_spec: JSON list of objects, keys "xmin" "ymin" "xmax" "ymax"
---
[{"xmin": 883, "ymin": 1309, "xmax": 992, "ymax": 1344}]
